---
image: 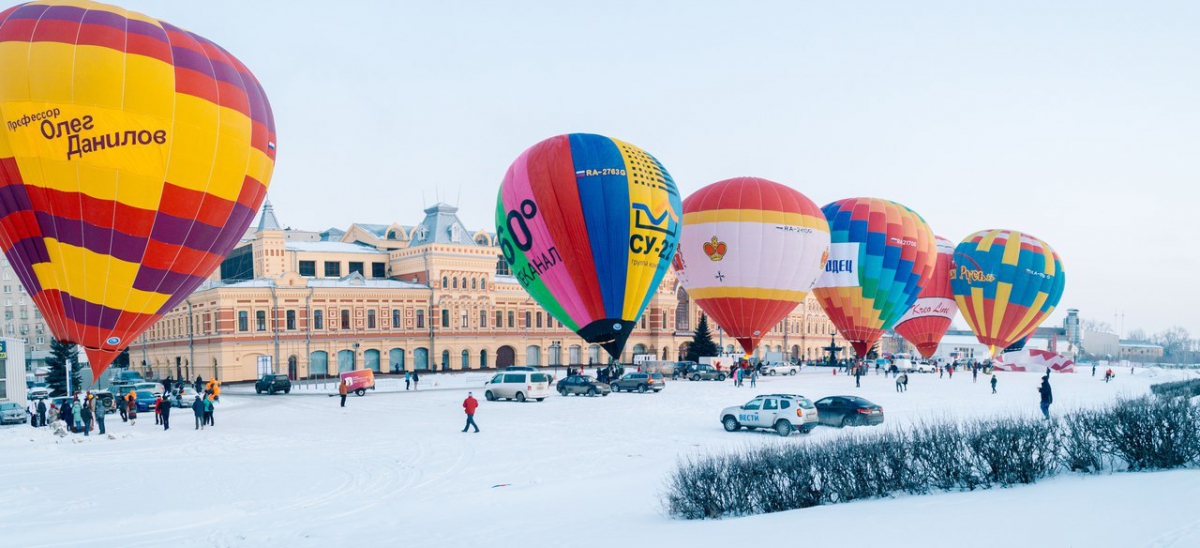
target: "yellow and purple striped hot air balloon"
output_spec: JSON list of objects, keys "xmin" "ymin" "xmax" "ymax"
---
[{"xmin": 0, "ymin": 1, "xmax": 276, "ymax": 378}]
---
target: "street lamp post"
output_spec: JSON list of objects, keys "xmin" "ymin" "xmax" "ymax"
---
[{"xmin": 550, "ymin": 340, "xmax": 561, "ymax": 379}]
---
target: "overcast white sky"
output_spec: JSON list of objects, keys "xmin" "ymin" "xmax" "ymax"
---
[{"xmin": 122, "ymin": 0, "xmax": 1199, "ymax": 337}]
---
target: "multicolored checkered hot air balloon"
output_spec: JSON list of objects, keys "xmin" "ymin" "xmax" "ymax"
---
[
  {"xmin": 0, "ymin": 1, "xmax": 276, "ymax": 378},
  {"xmin": 812, "ymin": 198, "xmax": 937, "ymax": 358},
  {"xmin": 951, "ymin": 230, "xmax": 1065, "ymax": 357},
  {"xmin": 894, "ymin": 236, "xmax": 958, "ymax": 359},
  {"xmin": 496, "ymin": 134, "xmax": 681, "ymax": 360},
  {"xmin": 674, "ymin": 177, "xmax": 830, "ymax": 355}
]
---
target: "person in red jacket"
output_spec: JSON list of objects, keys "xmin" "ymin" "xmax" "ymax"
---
[{"xmin": 462, "ymin": 392, "xmax": 480, "ymax": 433}]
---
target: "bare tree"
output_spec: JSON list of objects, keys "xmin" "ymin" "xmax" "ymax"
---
[
  {"xmin": 1081, "ymin": 319, "xmax": 1115, "ymax": 334},
  {"xmin": 1125, "ymin": 328, "xmax": 1148, "ymax": 342},
  {"xmin": 1153, "ymin": 327, "xmax": 1192, "ymax": 363}
]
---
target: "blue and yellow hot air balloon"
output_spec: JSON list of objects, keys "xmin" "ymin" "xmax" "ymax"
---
[
  {"xmin": 496, "ymin": 134, "xmax": 681, "ymax": 359},
  {"xmin": 951, "ymin": 230, "xmax": 1065, "ymax": 356}
]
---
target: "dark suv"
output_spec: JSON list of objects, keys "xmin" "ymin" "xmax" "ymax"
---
[
  {"xmin": 610, "ymin": 372, "xmax": 665, "ymax": 393},
  {"xmin": 255, "ymin": 374, "xmax": 292, "ymax": 395},
  {"xmin": 687, "ymin": 364, "xmax": 726, "ymax": 382}
]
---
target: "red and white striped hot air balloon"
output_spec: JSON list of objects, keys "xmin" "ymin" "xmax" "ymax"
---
[
  {"xmin": 674, "ymin": 177, "xmax": 830, "ymax": 355},
  {"xmin": 893, "ymin": 236, "xmax": 957, "ymax": 359}
]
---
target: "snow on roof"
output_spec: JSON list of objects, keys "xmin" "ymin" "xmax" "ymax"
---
[
  {"xmin": 493, "ymin": 275, "xmax": 519, "ymax": 285},
  {"xmin": 285, "ymin": 241, "xmax": 384, "ymax": 254}
]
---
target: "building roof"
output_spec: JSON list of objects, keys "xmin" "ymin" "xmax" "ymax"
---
[
  {"xmin": 409, "ymin": 203, "xmax": 479, "ymax": 246},
  {"xmin": 319, "ymin": 227, "xmax": 345, "ymax": 241},
  {"xmin": 196, "ymin": 273, "xmax": 429, "ymax": 291},
  {"xmin": 353, "ymin": 223, "xmax": 391, "ymax": 239},
  {"xmin": 257, "ymin": 199, "xmax": 281, "ymax": 231},
  {"xmin": 284, "ymin": 241, "xmax": 383, "ymax": 254},
  {"xmin": 1119, "ymin": 340, "xmax": 1162, "ymax": 349}
]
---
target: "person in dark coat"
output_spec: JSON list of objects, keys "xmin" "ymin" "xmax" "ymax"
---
[
  {"xmin": 58, "ymin": 401, "xmax": 71, "ymax": 429},
  {"xmin": 194, "ymin": 376, "xmax": 204, "ymax": 393},
  {"xmin": 462, "ymin": 392, "xmax": 480, "ymax": 433},
  {"xmin": 157, "ymin": 396, "xmax": 171, "ymax": 430},
  {"xmin": 854, "ymin": 365, "xmax": 863, "ymax": 388},
  {"xmin": 191, "ymin": 395, "xmax": 205, "ymax": 430},
  {"xmin": 411, "ymin": 370, "xmax": 419, "ymax": 390},
  {"xmin": 36, "ymin": 399, "xmax": 47, "ymax": 428},
  {"xmin": 1038, "ymin": 376, "xmax": 1053, "ymax": 419},
  {"xmin": 990, "ymin": 374, "xmax": 998, "ymax": 394},
  {"xmin": 81, "ymin": 397, "xmax": 93, "ymax": 436},
  {"xmin": 93, "ymin": 397, "xmax": 106, "ymax": 435},
  {"xmin": 162, "ymin": 377, "xmax": 173, "ymax": 394}
]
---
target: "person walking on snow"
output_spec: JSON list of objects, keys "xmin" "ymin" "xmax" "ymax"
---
[
  {"xmin": 80, "ymin": 397, "xmax": 93, "ymax": 436},
  {"xmin": 990, "ymin": 374, "xmax": 997, "ymax": 394},
  {"xmin": 36, "ymin": 399, "xmax": 46, "ymax": 428},
  {"xmin": 854, "ymin": 365, "xmax": 863, "ymax": 388},
  {"xmin": 405, "ymin": 371, "xmax": 411, "ymax": 391},
  {"xmin": 750, "ymin": 368, "xmax": 757, "ymax": 388},
  {"xmin": 202, "ymin": 395, "xmax": 215, "ymax": 426},
  {"xmin": 972, "ymin": 367, "xmax": 978, "ymax": 383},
  {"xmin": 411, "ymin": 370, "xmax": 420, "ymax": 391},
  {"xmin": 157, "ymin": 395, "xmax": 170, "ymax": 430},
  {"xmin": 1038, "ymin": 375, "xmax": 1053, "ymax": 419},
  {"xmin": 154, "ymin": 396, "xmax": 163, "ymax": 425},
  {"xmin": 192, "ymin": 395, "xmax": 205, "ymax": 430},
  {"xmin": 462, "ymin": 392, "xmax": 480, "ymax": 433},
  {"xmin": 93, "ymin": 397, "xmax": 106, "ymax": 435},
  {"xmin": 339, "ymin": 379, "xmax": 348, "ymax": 407}
]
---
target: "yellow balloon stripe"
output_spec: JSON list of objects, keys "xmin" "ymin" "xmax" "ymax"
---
[
  {"xmin": 615, "ymin": 138, "xmax": 672, "ymax": 320},
  {"xmin": 683, "ymin": 209, "xmax": 829, "ymax": 231},
  {"xmin": 991, "ymin": 282, "xmax": 1012, "ymax": 340},
  {"xmin": 32, "ymin": 239, "xmax": 169, "ymax": 315}
]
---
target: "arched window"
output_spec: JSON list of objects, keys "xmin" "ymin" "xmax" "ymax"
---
[
  {"xmin": 364, "ymin": 349, "xmax": 381, "ymax": 372},
  {"xmin": 675, "ymin": 287, "xmax": 690, "ymax": 331},
  {"xmin": 496, "ymin": 258, "xmax": 510, "ymax": 276},
  {"xmin": 569, "ymin": 345, "xmax": 581, "ymax": 364},
  {"xmin": 480, "ymin": 349, "xmax": 488, "ymax": 368},
  {"xmin": 461, "ymin": 350, "xmax": 470, "ymax": 369},
  {"xmin": 389, "ymin": 348, "xmax": 405, "ymax": 372},
  {"xmin": 442, "ymin": 276, "xmax": 448, "ymax": 288},
  {"xmin": 309, "ymin": 351, "xmax": 328, "ymax": 377},
  {"xmin": 461, "ymin": 277, "xmax": 467, "ymax": 289},
  {"xmin": 471, "ymin": 278, "xmax": 477, "ymax": 290},
  {"xmin": 526, "ymin": 345, "xmax": 541, "ymax": 366},
  {"xmin": 452, "ymin": 277, "xmax": 458, "ymax": 289},
  {"xmin": 441, "ymin": 350, "xmax": 450, "ymax": 370}
]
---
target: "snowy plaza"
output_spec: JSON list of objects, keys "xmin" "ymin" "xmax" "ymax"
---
[{"xmin": 3, "ymin": 367, "xmax": 1198, "ymax": 547}]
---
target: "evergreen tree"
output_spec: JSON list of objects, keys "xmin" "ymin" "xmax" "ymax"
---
[
  {"xmin": 44, "ymin": 338, "xmax": 81, "ymax": 397},
  {"xmin": 686, "ymin": 313, "xmax": 721, "ymax": 362},
  {"xmin": 112, "ymin": 347, "xmax": 131, "ymax": 368}
]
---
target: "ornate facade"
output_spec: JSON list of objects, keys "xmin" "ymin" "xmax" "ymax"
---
[{"xmin": 131, "ymin": 202, "xmax": 845, "ymax": 382}]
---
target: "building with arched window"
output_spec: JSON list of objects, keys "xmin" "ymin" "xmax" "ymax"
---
[{"xmin": 131, "ymin": 201, "xmax": 846, "ymax": 382}]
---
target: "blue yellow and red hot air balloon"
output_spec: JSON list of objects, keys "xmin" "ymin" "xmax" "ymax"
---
[
  {"xmin": 894, "ymin": 236, "xmax": 958, "ymax": 359},
  {"xmin": 495, "ymin": 133, "xmax": 681, "ymax": 360},
  {"xmin": 951, "ymin": 229, "xmax": 1065, "ymax": 356},
  {"xmin": 812, "ymin": 198, "xmax": 937, "ymax": 358},
  {"xmin": 674, "ymin": 177, "xmax": 830, "ymax": 355},
  {"xmin": 0, "ymin": 0, "xmax": 276, "ymax": 378}
]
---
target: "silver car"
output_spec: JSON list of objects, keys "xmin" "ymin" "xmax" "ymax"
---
[
  {"xmin": 0, "ymin": 402, "xmax": 27, "ymax": 425},
  {"xmin": 719, "ymin": 394, "xmax": 818, "ymax": 436}
]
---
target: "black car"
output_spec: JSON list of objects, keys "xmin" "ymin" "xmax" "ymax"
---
[
  {"xmin": 255, "ymin": 374, "xmax": 292, "ymax": 395},
  {"xmin": 557, "ymin": 375, "xmax": 611, "ymax": 397},
  {"xmin": 814, "ymin": 396, "xmax": 885, "ymax": 428}
]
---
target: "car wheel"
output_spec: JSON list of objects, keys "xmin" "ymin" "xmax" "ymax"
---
[
  {"xmin": 775, "ymin": 420, "xmax": 794, "ymax": 437},
  {"xmin": 268, "ymin": 388, "xmax": 275, "ymax": 395},
  {"xmin": 485, "ymin": 391, "xmax": 496, "ymax": 401},
  {"xmin": 769, "ymin": 370, "xmax": 777, "ymax": 376},
  {"xmin": 516, "ymin": 392, "xmax": 526, "ymax": 403},
  {"xmin": 690, "ymin": 375, "xmax": 699, "ymax": 382},
  {"xmin": 536, "ymin": 398, "xmax": 545, "ymax": 402},
  {"xmin": 838, "ymin": 415, "xmax": 848, "ymax": 428},
  {"xmin": 653, "ymin": 389, "xmax": 662, "ymax": 393},
  {"xmin": 638, "ymin": 384, "xmax": 647, "ymax": 393},
  {"xmin": 611, "ymin": 383, "xmax": 620, "ymax": 392},
  {"xmin": 722, "ymin": 416, "xmax": 741, "ymax": 432},
  {"xmin": 355, "ymin": 388, "xmax": 366, "ymax": 397},
  {"xmin": 256, "ymin": 389, "xmax": 262, "ymax": 394},
  {"xmin": 717, "ymin": 374, "xmax": 726, "ymax": 381},
  {"xmin": 559, "ymin": 388, "xmax": 568, "ymax": 396},
  {"xmin": 588, "ymin": 387, "xmax": 598, "ymax": 397},
  {"xmin": 284, "ymin": 389, "xmax": 290, "ymax": 394},
  {"xmin": 789, "ymin": 370, "xmax": 798, "ymax": 376}
]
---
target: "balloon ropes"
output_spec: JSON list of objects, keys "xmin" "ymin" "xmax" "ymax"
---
[
  {"xmin": 0, "ymin": 1, "xmax": 276, "ymax": 378},
  {"xmin": 673, "ymin": 177, "xmax": 829, "ymax": 356},
  {"xmin": 812, "ymin": 198, "xmax": 937, "ymax": 358},
  {"xmin": 495, "ymin": 133, "xmax": 681, "ymax": 360},
  {"xmin": 894, "ymin": 236, "xmax": 957, "ymax": 359},
  {"xmin": 951, "ymin": 229, "xmax": 1065, "ymax": 357}
]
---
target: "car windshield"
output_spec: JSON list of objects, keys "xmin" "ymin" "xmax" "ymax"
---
[
  {"xmin": 796, "ymin": 398, "xmax": 815, "ymax": 409},
  {"xmin": 579, "ymin": 376, "xmax": 596, "ymax": 382},
  {"xmin": 0, "ymin": 403, "xmax": 19, "ymax": 410}
]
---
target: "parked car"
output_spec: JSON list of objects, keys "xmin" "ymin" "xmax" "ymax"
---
[
  {"xmin": 27, "ymin": 386, "xmax": 51, "ymax": 400},
  {"xmin": 171, "ymin": 386, "xmax": 201, "ymax": 408},
  {"xmin": 0, "ymin": 402, "xmax": 27, "ymax": 425},
  {"xmin": 113, "ymin": 383, "xmax": 139, "ymax": 399},
  {"xmin": 670, "ymin": 361, "xmax": 697, "ymax": 380},
  {"xmin": 110, "ymin": 369, "xmax": 144, "ymax": 385},
  {"xmin": 686, "ymin": 364, "xmax": 726, "ymax": 382},
  {"xmin": 913, "ymin": 361, "xmax": 935, "ymax": 373},
  {"xmin": 610, "ymin": 372, "xmax": 665, "ymax": 393},
  {"xmin": 719, "ymin": 394, "xmax": 818, "ymax": 436},
  {"xmin": 133, "ymin": 382, "xmax": 165, "ymax": 397},
  {"xmin": 484, "ymin": 371, "xmax": 552, "ymax": 402},
  {"xmin": 814, "ymin": 395, "xmax": 885, "ymax": 427},
  {"xmin": 90, "ymin": 390, "xmax": 117, "ymax": 415},
  {"xmin": 255, "ymin": 374, "xmax": 292, "ymax": 395},
  {"xmin": 134, "ymin": 390, "xmax": 161, "ymax": 413},
  {"xmin": 557, "ymin": 375, "xmax": 611, "ymax": 397},
  {"xmin": 762, "ymin": 363, "xmax": 800, "ymax": 376},
  {"xmin": 504, "ymin": 366, "xmax": 537, "ymax": 372}
]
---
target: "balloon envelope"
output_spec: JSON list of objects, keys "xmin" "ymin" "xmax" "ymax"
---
[
  {"xmin": 894, "ymin": 236, "xmax": 958, "ymax": 359},
  {"xmin": 0, "ymin": 1, "xmax": 276, "ymax": 378},
  {"xmin": 951, "ymin": 229, "xmax": 1065, "ymax": 356},
  {"xmin": 496, "ymin": 134, "xmax": 681, "ymax": 359},
  {"xmin": 674, "ymin": 177, "xmax": 830, "ymax": 355},
  {"xmin": 812, "ymin": 198, "xmax": 937, "ymax": 358}
]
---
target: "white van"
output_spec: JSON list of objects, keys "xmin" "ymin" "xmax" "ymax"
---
[{"xmin": 483, "ymin": 371, "xmax": 552, "ymax": 402}]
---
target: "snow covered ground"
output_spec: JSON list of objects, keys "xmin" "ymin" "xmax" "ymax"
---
[{"xmin": 3, "ymin": 366, "xmax": 1198, "ymax": 547}]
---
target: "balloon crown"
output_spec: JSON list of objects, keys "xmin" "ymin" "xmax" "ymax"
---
[{"xmin": 703, "ymin": 236, "xmax": 727, "ymax": 261}]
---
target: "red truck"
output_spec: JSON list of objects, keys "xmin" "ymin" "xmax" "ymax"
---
[{"xmin": 339, "ymin": 370, "xmax": 376, "ymax": 397}]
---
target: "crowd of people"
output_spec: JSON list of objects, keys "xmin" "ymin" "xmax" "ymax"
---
[{"xmin": 24, "ymin": 374, "xmax": 224, "ymax": 437}]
